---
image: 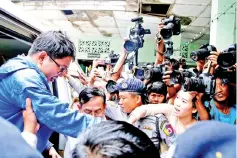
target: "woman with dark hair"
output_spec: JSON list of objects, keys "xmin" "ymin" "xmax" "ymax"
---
[
  {"xmin": 128, "ymin": 90, "xmax": 199, "ymax": 135},
  {"xmin": 73, "ymin": 120, "xmax": 160, "ymax": 158}
]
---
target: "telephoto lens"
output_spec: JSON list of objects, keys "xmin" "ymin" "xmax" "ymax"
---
[
  {"xmin": 134, "ymin": 68, "xmax": 145, "ymax": 81},
  {"xmin": 217, "ymin": 43, "xmax": 236, "ymax": 69},
  {"xmin": 160, "ymin": 15, "xmax": 181, "ymax": 40},
  {"xmin": 190, "ymin": 45, "xmax": 216, "ymax": 61},
  {"xmin": 106, "ymin": 80, "xmax": 118, "ymax": 93},
  {"xmin": 144, "ymin": 66, "xmax": 163, "ymax": 81},
  {"xmin": 170, "ymin": 70, "xmax": 194, "ymax": 85},
  {"xmin": 182, "ymin": 77, "xmax": 205, "ymax": 92}
]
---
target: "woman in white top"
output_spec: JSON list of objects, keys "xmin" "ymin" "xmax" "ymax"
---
[{"xmin": 128, "ymin": 90, "xmax": 198, "ymax": 135}]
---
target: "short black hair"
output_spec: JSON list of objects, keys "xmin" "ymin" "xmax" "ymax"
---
[
  {"xmin": 28, "ymin": 31, "xmax": 75, "ymax": 60},
  {"xmin": 79, "ymin": 87, "xmax": 106, "ymax": 105},
  {"xmin": 147, "ymin": 81, "xmax": 167, "ymax": 99},
  {"xmin": 73, "ymin": 121, "xmax": 160, "ymax": 158}
]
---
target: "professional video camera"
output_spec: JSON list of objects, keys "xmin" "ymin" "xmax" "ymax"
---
[
  {"xmin": 160, "ymin": 15, "xmax": 181, "ymax": 40},
  {"xmin": 104, "ymin": 51, "xmax": 120, "ymax": 66},
  {"xmin": 190, "ymin": 44, "xmax": 217, "ymax": 61},
  {"xmin": 124, "ymin": 17, "xmax": 151, "ymax": 53},
  {"xmin": 159, "ymin": 15, "xmax": 181, "ymax": 59},
  {"xmin": 217, "ymin": 43, "xmax": 236, "ymax": 69}
]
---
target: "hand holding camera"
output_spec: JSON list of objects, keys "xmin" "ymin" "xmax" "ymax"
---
[
  {"xmin": 162, "ymin": 70, "xmax": 174, "ymax": 87},
  {"xmin": 206, "ymin": 51, "xmax": 220, "ymax": 68}
]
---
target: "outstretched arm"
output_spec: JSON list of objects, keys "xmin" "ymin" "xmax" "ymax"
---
[
  {"xmin": 11, "ymin": 69, "xmax": 101, "ymax": 138},
  {"xmin": 128, "ymin": 104, "xmax": 174, "ymax": 124}
]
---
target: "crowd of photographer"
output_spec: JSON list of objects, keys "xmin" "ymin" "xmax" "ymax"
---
[
  {"xmin": 0, "ymin": 15, "xmax": 236, "ymax": 158},
  {"xmin": 62, "ymin": 16, "xmax": 236, "ymax": 157}
]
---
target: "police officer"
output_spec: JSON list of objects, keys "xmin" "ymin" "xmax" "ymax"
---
[{"xmin": 105, "ymin": 78, "xmax": 176, "ymax": 155}]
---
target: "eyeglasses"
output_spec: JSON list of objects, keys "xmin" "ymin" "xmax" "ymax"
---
[{"xmin": 48, "ymin": 55, "xmax": 67, "ymax": 74}]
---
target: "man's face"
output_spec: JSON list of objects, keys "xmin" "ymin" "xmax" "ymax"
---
[
  {"xmin": 214, "ymin": 78, "xmax": 229, "ymax": 102},
  {"xmin": 148, "ymin": 92, "xmax": 165, "ymax": 104},
  {"xmin": 80, "ymin": 96, "xmax": 105, "ymax": 117},
  {"xmin": 38, "ymin": 52, "xmax": 72, "ymax": 82},
  {"xmin": 119, "ymin": 92, "xmax": 141, "ymax": 113}
]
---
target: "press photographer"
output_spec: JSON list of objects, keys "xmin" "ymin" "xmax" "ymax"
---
[
  {"xmin": 178, "ymin": 43, "xmax": 236, "ymax": 124},
  {"xmin": 188, "ymin": 44, "xmax": 217, "ymax": 77}
]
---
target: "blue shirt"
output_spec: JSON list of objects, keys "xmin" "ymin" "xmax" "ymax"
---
[
  {"xmin": 204, "ymin": 99, "xmax": 236, "ymax": 125},
  {"xmin": 0, "ymin": 56, "xmax": 100, "ymax": 152}
]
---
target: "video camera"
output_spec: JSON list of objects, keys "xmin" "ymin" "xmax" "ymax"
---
[
  {"xmin": 217, "ymin": 43, "xmax": 236, "ymax": 69},
  {"xmin": 160, "ymin": 15, "xmax": 181, "ymax": 40},
  {"xmin": 159, "ymin": 15, "xmax": 181, "ymax": 58},
  {"xmin": 124, "ymin": 17, "xmax": 151, "ymax": 53},
  {"xmin": 190, "ymin": 44, "xmax": 217, "ymax": 61}
]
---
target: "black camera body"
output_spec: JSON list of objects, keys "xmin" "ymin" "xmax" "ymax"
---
[
  {"xmin": 124, "ymin": 17, "xmax": 151, "ymax": 53},
  {"xmin": 182, "ymin": 73, "xmax": 216, "ymax": 97},
  {"xmin": 170, "ymin": 69, "xmax": 195, "ymax": 85},
  {"xmin": 160, "ymin": 15, "xmax": 181, "ymax": 40},
  {"xmin": 190, "ymin": 44, "xmax": 217, "ymax": 61},
  {"xmin": 144, "ymin": 62, "xmax": 169, "ymax": 82},
  {"xmin": 217, "ymin": 43, "xmax": 236, "ymax": 69}
]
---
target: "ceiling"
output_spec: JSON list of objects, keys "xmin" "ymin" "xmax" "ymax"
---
[{"xmin": 11, "ymin": 0, "xmax": 212, "ymax": 43}]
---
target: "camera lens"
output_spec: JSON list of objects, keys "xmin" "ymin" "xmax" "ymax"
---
[
  {"xmin": 135, "ymin": 69, "xmax": 145, "ymax": 80},
  {"xmin": 217, "ymin": 52, "xmax": 236, "ymax": 69},
  {"xmin": 170, "ymin": 71, "xmax": 181, "ymax": 84},
  {"xmin": 144, "ymin": 67, "xmax": 163, "ymax": 81},
  {"xmin": 124, "ymin": 40, "xmax": 138, "ymax": 53},
  {"xmin": 106, "ymin": 80, "xmax": 117, "ymax": 93},
  {"xmin": 160, "ymin": 28, "xmax": 173, "ymax": 40},
  {"xmin": 182, "ymin": 77, "xmax": 205, "ymax": 92},
  {"xmin": 144, "ymin": 68, "xmax": 152, "ymax": 80}
]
